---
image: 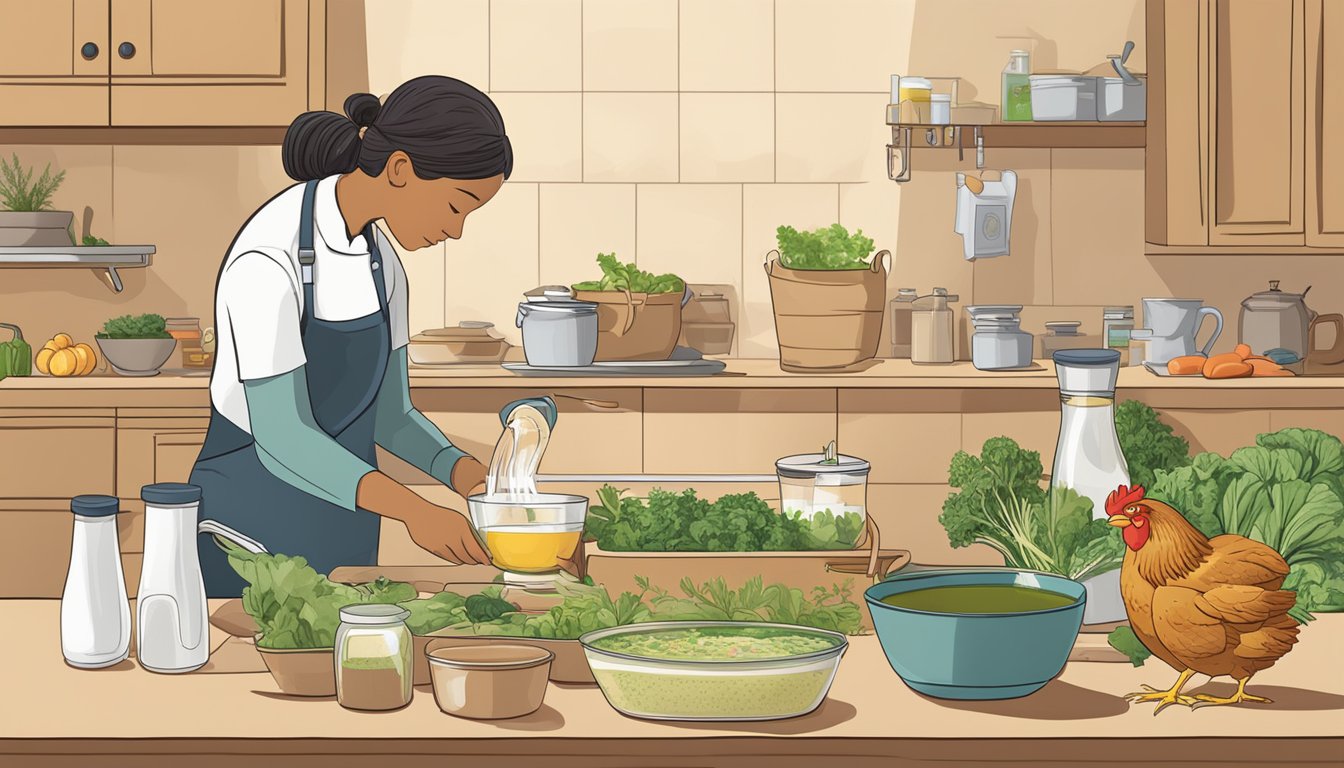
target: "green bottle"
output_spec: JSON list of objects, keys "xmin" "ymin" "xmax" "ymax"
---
[{"xmin": 1002, "ymin": 49, "xmax": 1033, "ymax": 122}]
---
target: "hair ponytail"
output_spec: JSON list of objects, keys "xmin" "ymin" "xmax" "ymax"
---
[{"xmin": 281, "ymin": 92, "xmax": 380, "ymax": 181}]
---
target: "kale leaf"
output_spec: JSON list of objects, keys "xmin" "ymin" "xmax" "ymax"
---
[
  {"xmin": 96, "ymin": 313, "xmax": 171, "ymax": 339},
  {"xmin": 1116, "ymin": 400, "xmax": 1191, "ymax": 488},
  {"xmin": 775, "ymin": 224, "xmax": 875, "ymax": 270},
  {"xmin": 571, "ymin": 252, "xmax": 685, "ymax": 294}
]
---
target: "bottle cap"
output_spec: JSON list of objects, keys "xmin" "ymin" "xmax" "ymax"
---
[
  {"xmin": 141, "ymin": 482, "xmax": 203, "ymax": 506},
  {"xmin": 71, "ymin": 495, "xmax": 119, "ymax": 517}
]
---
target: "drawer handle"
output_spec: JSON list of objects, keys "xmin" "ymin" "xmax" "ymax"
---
[
  {"xmin": 80, "ymin": 42, "xmax": 99, "ymax": 60},
  {"xmin": 118, "ymin": 41, "xmax": 136, "ymax": 59}
]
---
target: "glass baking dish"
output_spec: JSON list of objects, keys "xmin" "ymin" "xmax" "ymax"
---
[{"xmin": 579, "ymin": 621, "xmax": 847, "ymax": 721}]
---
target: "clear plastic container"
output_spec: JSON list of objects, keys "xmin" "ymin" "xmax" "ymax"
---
[
  {"xmin": 1050, "ymin": 349, "xmax": 1130, "ymax": 625},
  {"xmin": 1002, "ymin": 50, "xmax": 1033, "ymax": 121},
  {"xmin": 61, "ymin": 495, "xmax": 131, "ymax": 669},
  {"xmin": 776, "ymin": 448, "xmax": 870, "ymax": 525},
  {"xmin": 336, "ymin": 604, "xmax": 413, "ymax": 711}
]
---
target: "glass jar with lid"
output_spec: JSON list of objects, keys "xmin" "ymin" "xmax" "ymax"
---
[
  {"xmin": 335, "ymin": 604, "xmax": 413, "ymax": 711},
  {"xmin": 1102, "ymin": 306, "xmax": 1135, "ymax": 365},
  {"xmin": 776, "ymin": 442, "xmax": 870, "ymax": 537},
  {"xmin": 966, "ymin": 305, "xmax": 1033, "ymax": 370}
]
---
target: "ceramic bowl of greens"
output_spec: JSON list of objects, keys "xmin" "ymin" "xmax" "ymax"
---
[
  {"xmin": 579, "ymin": 621, "xmax": 847, "ymax": 721},
  {"xmin": 864, "ymin": 569, "xmax": 1085, "ymax": 701}
]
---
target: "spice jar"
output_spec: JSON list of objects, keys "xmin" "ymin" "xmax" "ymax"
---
[
  {"xmin": 336, "ymin": 604, "xmax": 413, "ymax": 711},
  {"xmin": 1102, "ymin": 306, "xmax": 1135, "ymax": 366},
  {"xmin": 165, "ymin": 317, "xmax": 211, "ymax": 370}
]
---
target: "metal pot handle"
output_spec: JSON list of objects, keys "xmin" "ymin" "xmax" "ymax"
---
[{"xmin": 515, "ymin": 302, "xmax": 530, "ymax": 328}]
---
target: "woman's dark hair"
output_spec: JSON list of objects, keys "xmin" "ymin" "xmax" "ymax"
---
[{"xmin": 282, "ymin": 75, "xmax": 512, "ymax": 182}]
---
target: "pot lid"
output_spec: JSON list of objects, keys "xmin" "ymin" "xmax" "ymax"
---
[
  {"xmin": 776, "ymin": 442, "xmax": 870, "ymax": 478},
  {"xmin": 414, "ymin": 321, "xmax": 504, "ymax": 342},
  {"xmin": 517, "ymin": 299, "xmax": 597, "ymax": 315},
  {"xmin": 1243, "ymin": 280, "xmax": 1310, "ymax": 311},
  {"xmin": 525, "ymin": 285, "xmax": 576, "ymax": 302},
  {"xmin": 965, "ymin": 304, "xmax": 1023, "ymax": 319}
]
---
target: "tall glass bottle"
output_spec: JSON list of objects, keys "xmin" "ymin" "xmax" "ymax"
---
[
  {"xmin": 1002, "ymin": 49, "xmax": 1033, "ymax": 122},
  {"xmin": 1051, "ymin": 349, "xmax": 1129, "ymax": 624}
]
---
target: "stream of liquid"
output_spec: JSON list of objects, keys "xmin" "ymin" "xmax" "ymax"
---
[{"xmin": 485, "ymin": 404, "xmax": 551, "ymax": 497}]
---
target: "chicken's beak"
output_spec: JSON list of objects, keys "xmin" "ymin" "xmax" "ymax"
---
[{"xmin": 1107, "ymin": 514, "xmax": 1132, "ymax": 528}]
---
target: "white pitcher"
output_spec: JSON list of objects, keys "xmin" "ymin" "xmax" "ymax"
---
[{"xmin": 1130, "ymin": 298, "xmax": 1223, "ymax": 364}]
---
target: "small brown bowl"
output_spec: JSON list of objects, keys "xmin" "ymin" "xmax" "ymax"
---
[
  {"xmin": 427, "ymin": 644, "xmax": 552, "ymax": 719},
  {"xmin": 256, "ymin": 642, "xmax": 335, "ymax": 697}
]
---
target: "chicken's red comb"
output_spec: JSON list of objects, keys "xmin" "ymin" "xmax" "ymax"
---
[{"xmin": 1106, "ymin": 484, "xmax": 1147, "ymax": 517}]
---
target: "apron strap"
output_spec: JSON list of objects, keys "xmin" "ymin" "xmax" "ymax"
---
[
  {"xmin": 365, "ymin": 223, "xmax": 391, "ymax": 322},
  {"xmin": 298, "ymin": 179, "xmax": 320, "ymax": 333}
]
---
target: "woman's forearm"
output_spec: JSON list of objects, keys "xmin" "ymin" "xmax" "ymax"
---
[{"xmin": 374, "ymin": 346, "xmax": 485, "ymax": 494}]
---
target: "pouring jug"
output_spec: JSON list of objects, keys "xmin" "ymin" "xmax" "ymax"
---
[
  {"xmin": 1239, "ymin": 281, "xmax": 1344, "ymax": 373},
  {"xmin": 1129, "ymin": 298, "xmax": 1223, "ymax": 365}
]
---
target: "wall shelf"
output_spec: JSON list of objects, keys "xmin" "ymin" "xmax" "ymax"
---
[{"xmin": 0, "ymin": 246, "xmax": 155, "ymax": 292}]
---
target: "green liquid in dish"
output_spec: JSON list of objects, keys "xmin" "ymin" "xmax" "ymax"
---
[
  {"xmin": 880, "ymin": 584, "xmax": 1077, "ymax": 614},
  {"xmin": 590, "ymin": 626, "xmax": 840, "ymax": 661}
]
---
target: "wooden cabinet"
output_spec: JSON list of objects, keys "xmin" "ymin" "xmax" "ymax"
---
[
  {"xmin": 0, "ymin": 0, "xmax": 325, "ymax": 127},
  {"xmin": 1147, "ymin": 0, "xmax": 1340, "ymax": 250},
  {"xmin": 114, "ymin": 410, "xmax": 210, "ymax": 496},
  {"xmin": 110, "ymin": 0, "xmax": 325, "ymax": 126},
  {"xmin": 0, "ymin": 0, "xmax": 110, "ymax": 125},
  {"xmin": 0, "ymin": 409, "xmax": 116, "ymax": 497}
]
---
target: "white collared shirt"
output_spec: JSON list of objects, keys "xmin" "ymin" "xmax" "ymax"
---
[{"xmin": 210, "ymin": 175, "xmax": 411, "ymax": 434}]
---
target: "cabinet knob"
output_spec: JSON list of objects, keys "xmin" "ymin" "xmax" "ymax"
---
[
  {"xmin": 118, "ymin": 42, "xmax": 136, "ymax": 59},
  {"xmin": 80, "ymin": 42, "xmax": 99, "ymax": 60}
]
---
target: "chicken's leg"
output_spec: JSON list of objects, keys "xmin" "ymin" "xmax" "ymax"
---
[
  {"xmin": 1190, "ymin": 676, "xmax": 1273, "ymax": 709},
  {"xmin": 1125, "ymin": 668, "xmax": 1198, "ymax": 714}
]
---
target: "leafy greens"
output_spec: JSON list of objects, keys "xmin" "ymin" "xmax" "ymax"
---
[
  {"xmin": 586, "ymin": 485, "xmax": 865, "ymax": 552},
  {"xmin": 1148, "ymin": 427, "xmax": 1344, "ymax": 622},
  {"xmin": 1116, "ymin": 400, "xmax": 1192, "ymax": 488},
  {"xmin": 775, "ymin": 224, "xmax": 875, "ymax": 270},
  {"xmin": 96, "ymin": 313, "xmax": 172, "ymax": 339},
  {"xmin": 571, "ymin": 252, "xmax": 685, "ymax": 294},
  {"xmin": 223, "ymin": 543, "xmax": 416, "ymax": 649},
  {"xmin": 939, "ymin": 436, "xmax": 1126, "ymax": 582},
  {"xmin": 402, "ymin": 575, "xmax": 864, "ymax": 638}
]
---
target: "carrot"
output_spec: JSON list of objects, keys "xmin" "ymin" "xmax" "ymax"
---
[
  {"xmin": 1207, "ymin": 361, "xmax": 1254, "ymax": 379},
  {"xmin": 1167, "ymin": 355, "xmax": 1206, "ymax": 376},
  {"xmin": 1203, "ymin": 353, "xmax": 1244, "ymax": 377},
  {"xmin": 1248, "ymin": 358, "xmax": 1289, "ymax": 376},
  {"xmin": 1234, "ymin": 343, "xmax": 1253, "ymax": 359}
]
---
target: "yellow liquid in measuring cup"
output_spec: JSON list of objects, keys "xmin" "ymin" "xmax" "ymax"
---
[{"xmin": 484, "ymin": 526, "xmax": 582, "ymax": 573}]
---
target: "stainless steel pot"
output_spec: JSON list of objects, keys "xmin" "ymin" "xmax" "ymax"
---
[
  {"xmin": 515, "ymin": 299, "xmax": 598, "ymax": 367},
  {"xmin": 1240, "ymin": 281, "xmax": 1344, "ymax": 372}
]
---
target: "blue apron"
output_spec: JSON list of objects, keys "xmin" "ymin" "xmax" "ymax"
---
[{"xmin": 191, "ymin": 179, "xmax": 391, "ymax": 597}]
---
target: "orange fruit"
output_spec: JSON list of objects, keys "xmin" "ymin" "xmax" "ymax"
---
[
  {"xmin": 74, "ymin": 343, "xmax": 97, "ymax": 375},
  {"xmin": 48, "ymin": 348, "xmax": 78, "ymax": 377},
  {"xmin": 35, "ymin": 347, "xmax": 54, "ymax": 375},
  {"xmin": 51, "ymin": 333, "xmax": 73, "ymax": 349}
]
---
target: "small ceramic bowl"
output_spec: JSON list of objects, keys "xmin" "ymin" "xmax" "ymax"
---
[
  {"xmin": 427, "ymin": 644, "xmax": 552, "ymax": 719},
  {"xmin": 255, "ymin": 643, "xmax": 336, "ymax": 697},
  {"xmin": 94, "ymin": 337, "xmax": 176, "ymax": 376}
]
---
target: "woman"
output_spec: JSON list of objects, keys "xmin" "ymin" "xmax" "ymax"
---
[{"xmin": 191, "ymin": 76, "xmax": 507, "ymax": 597}]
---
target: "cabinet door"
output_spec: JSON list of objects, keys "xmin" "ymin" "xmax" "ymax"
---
[
  {"xmin": 1208, "ymin": 0, "xmax": 1306, "ymax": 245},
  {"xmin": 109, "ymin": 0, "xmax": 321, "ymax": 126},
  {"xmin": 0, "ymin": 0, "xmax": 109, "ymax": 126},
  {"xmin": 115, "ymin": 413, "xmax": 210, "ymax": 496},
  {"xmin": 1307, "ymin": 0, "xmax": 1344, "ymax": 246},
  {"xmin": 0, "ymin": 410, "xmax": 116, "ymax": 497}
]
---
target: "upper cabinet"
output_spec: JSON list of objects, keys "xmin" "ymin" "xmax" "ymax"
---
[
  {"xmin": 0, "ymin": 0, "xmax": 111, "ymax": 125},
  {"xmin": 0, "ymin": 0, "xmax": 326, "ymax": 128},
  {"xmin": 1147, "ymin": 0, "xmax": 1340, "ymax": 250}
]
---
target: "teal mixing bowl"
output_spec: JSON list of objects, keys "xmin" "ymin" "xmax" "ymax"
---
[{"xmin": 864, "ymin": 570, "xmax": 1086, "ymax": 700}]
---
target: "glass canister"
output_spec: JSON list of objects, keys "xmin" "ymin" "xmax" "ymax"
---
[
  {"xmin": 1050, "ymin": 349, "xmax": 1130, "ymax": 625},
  {"xmin": 776, "ymin": 442, "xmax": 870, "ymax": 531},
  {"xmin": 966, "ymin": 305, "xmax": 1033, "ymax": 370},
  {"xmin": 1102, "ymin": 306, "xmax": 1135, "ymax": 366},
  {"xmin": 336, "ymin": 604, "xmax": 413, "ymax": 711},
  {"xmin": 165, "ymin": 317, "xmax": 211, "ymax": 370}
]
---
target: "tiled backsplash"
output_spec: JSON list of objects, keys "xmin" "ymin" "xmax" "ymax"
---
[{"xmin": 3, "ymin": 0, "xmax": 1339, "ymax": 357}]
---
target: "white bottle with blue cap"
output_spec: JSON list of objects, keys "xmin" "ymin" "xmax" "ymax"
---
[
  {"xmin": 61, "ymin": 495, "xmax": 131, "ymax": 668},
  {"xmin": 137, "ymin": 483, "xmax": 209, "ymax": 673}
]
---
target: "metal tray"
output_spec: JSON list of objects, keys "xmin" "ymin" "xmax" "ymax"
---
[{"xmin": 503, "ymin": 358, "xmax": 727, "ymax": 377}]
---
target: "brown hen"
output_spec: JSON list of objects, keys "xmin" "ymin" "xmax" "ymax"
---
[{"xmin": 1106, "ymin": 484, "xmax": 1300, "ymax": 714}]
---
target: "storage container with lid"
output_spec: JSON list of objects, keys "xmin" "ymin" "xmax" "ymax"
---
[
  {"xmin": 409, "ymin": 321, "xmax": 513, "ymax": 366},
  {"xmin": 776, "ymin": 443, "xmax": 869, "ymax": 530},
  {"xmin": 890, "ymin": 288, "xmax": 919, "ymax": 358},
  {"xmin": 911, "ymin": 288, "xmax": 957, "ymax": 364},
  {"xmin": 137, "ymin": 483, "xmax": 209, "ymax": 673},
  {"xmin": 1028, "ymin": 75, "xmax": 1098, "ymax": 121},
  {"xmin": 61, "ymin": 495, "xmax": 131, "ymax": 669},
  {"xmin": 966, "ymin": 305, "xmax": 1033, "ymax": 370},
  {"xmin": 336, "ymin": 604, "xmax": 414, "ymax": 711},
  {"xmin": 1040, "ymin": 321, "xmax": 1092, "ymax": 358},
  {"xmin": 515, "ymin": 298, "xmax": 599, "ymax": 367}
]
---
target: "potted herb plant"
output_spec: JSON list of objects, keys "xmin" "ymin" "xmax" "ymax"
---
[
  {"xmin": 0, "ymin": 154, "xmax": 74, "ymax": 247},
  {"xmin": 94, "ymin": 313, "xmax": 178, "ymax": 377},
  {"xmin": 766, "ymin": 224, "xmax": 890, "ymax": 372},
  {"xmin": 571, "ymin": 252, "xmax": 688, "ymax": 361}
]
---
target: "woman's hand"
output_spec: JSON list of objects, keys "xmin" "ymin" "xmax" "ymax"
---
[
  {"xmin": 356, "ymin": 470, "xmax": 490, "ymax": 564},
  {"xmin": 405, "ymin": 503, "xmax": 491, "ymax": 565}
]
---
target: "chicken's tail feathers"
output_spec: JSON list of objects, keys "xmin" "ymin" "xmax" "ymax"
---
[
  {"xmin": 1107, "ymin": 483, "xmax": 1148, "ymax": 517},
  {"xmin": 1233, "ymin": 613, "xmax": 1300, "ymax": 663}
]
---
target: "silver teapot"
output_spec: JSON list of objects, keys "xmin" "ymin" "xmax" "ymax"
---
[{"xmin": 1239, "ymin": 281, "xmax": 1344, "ymax": 373}]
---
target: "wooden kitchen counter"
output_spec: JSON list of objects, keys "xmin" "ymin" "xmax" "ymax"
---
[
  {"xmin": 1, "ymin": 601, "xmax": 1340, "ymax": 766},
  {"xmin": 2, "ymin": 359, "xmax": 1342, "ymax": 409}
]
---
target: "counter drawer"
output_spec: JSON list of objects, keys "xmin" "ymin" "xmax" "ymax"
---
[
  {"xmin": 644, "ymin": 389, "xmax": 837, "ymax": 474},
  {"xmin": 115, "ymin": 416, "xmax": 210, "ymax": 497},
  {"xmin": 0, "ymin": 411, "xmax": 116, "ymax": 497}
]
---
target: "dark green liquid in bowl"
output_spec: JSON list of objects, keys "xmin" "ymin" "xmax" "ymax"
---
[{"xmin": 879, "ymin": 584, "xmax": 1078, "ymax": 614}]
